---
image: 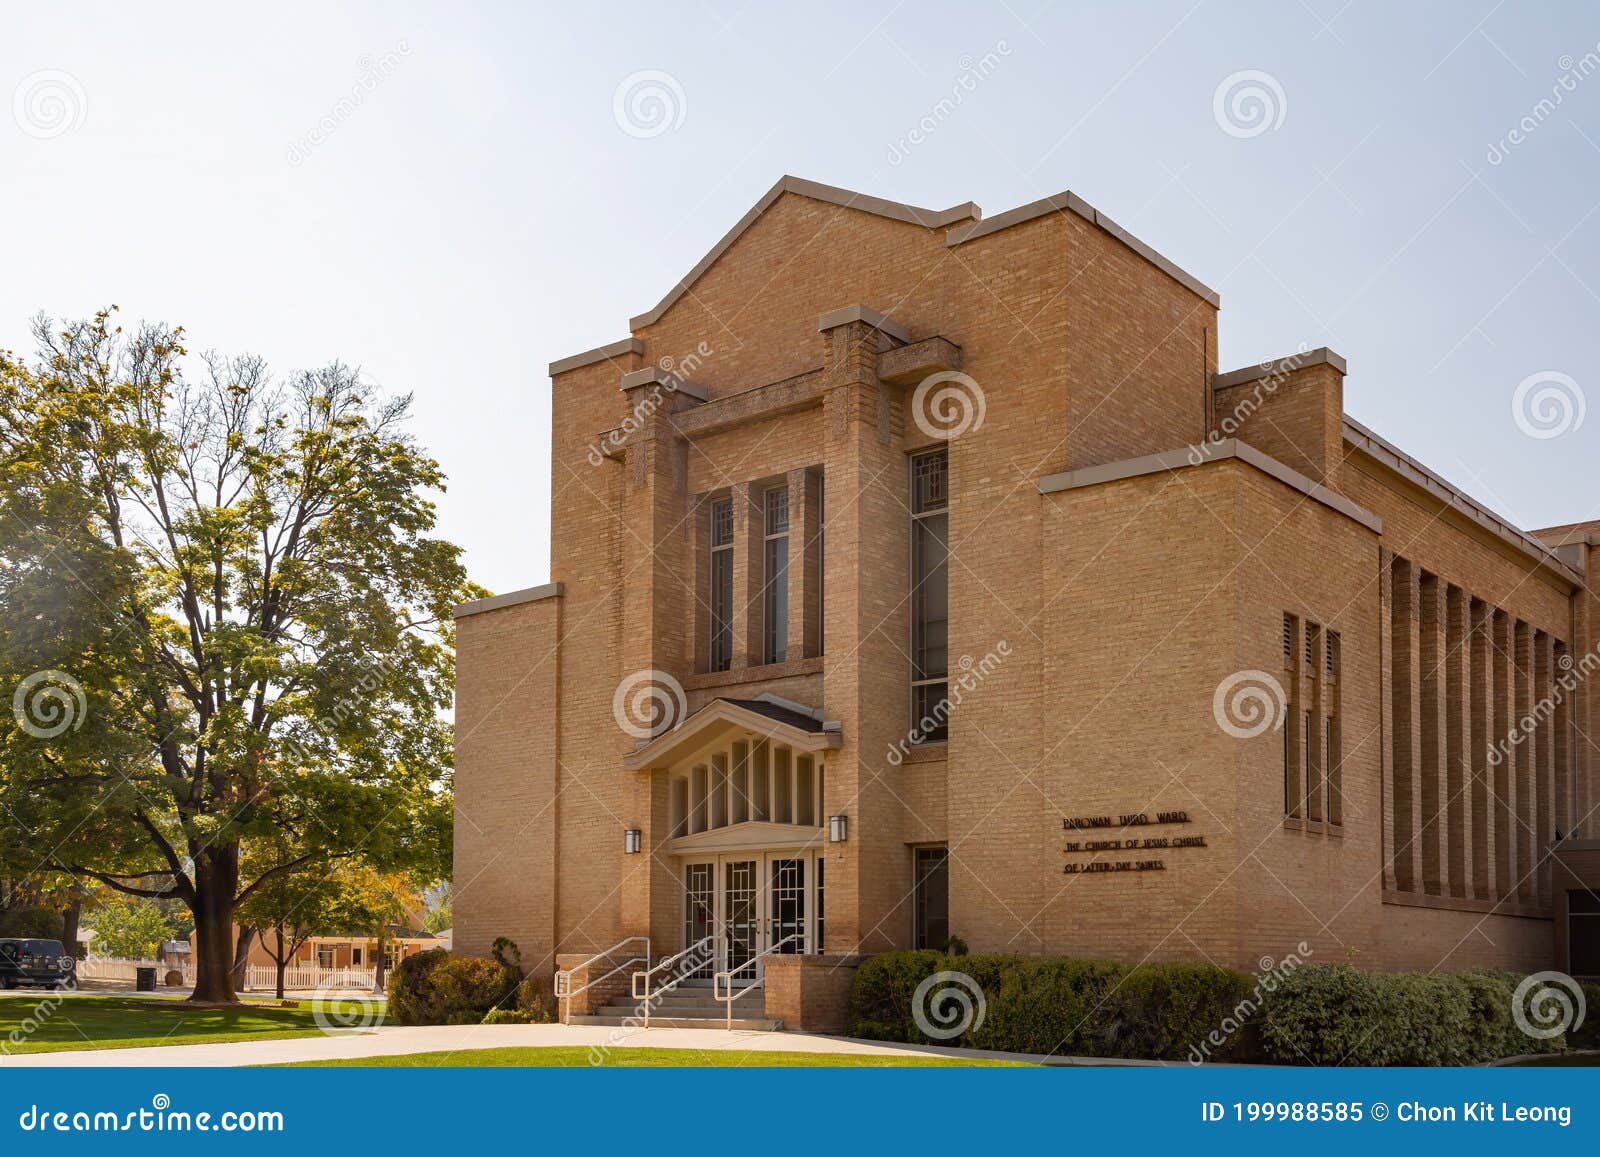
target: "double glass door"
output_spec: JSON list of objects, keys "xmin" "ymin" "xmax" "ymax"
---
[{"xmin": 682, "ymin": 852, "xmax": 823, "ymax": 979}]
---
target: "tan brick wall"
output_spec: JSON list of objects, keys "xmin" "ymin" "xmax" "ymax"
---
[
  {"xmin": 762, "ymin": 954, "xmax": 862, "ymax": 1033},
  {"xmin": 454, "ymin": 596, "xmax": 560, "ymax": 965},
  {"xmin": 454, "ymin": 181, "xmax": 1577, "ymax": 988}
]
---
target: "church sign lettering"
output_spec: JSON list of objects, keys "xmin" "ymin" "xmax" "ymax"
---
[{"xmin": 1060, "ymin": 809, "xmax": 1207, "ymax": 874}]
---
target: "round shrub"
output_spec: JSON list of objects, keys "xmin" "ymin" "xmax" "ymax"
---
[
  {"xmin": 482, "ymin": 1008, "xmax": 532, "ymax": 1025},
  {"xmin": 386, "ymin": 946, "xmax": 520, "ymax": 1026},
  {"xmin": 386, "ymin": 947, "xmax": 451, "ymax": 1025}
]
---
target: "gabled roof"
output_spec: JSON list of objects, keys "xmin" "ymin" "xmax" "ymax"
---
[
  {"xmin": 621, "ymin": 694, "xmax": 841, "ymax": 773},
  {"xmin": 628, "ymin": 175, "xmax": 980, "ymax": 330},
  {"xmin": 622, "ymin": 174, "xmax": 1219, "ymax": 335},
  {"xmin": 720, "ymin": 696, "xmax": 829, "ymax": 733}
]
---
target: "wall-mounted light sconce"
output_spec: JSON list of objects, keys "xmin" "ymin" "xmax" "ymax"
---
[
  {"xmin": 623, "ymin": 828, "xmax": 642, "ymax": 854},
  {"xmin": 828, "ymin": 814, "xmax": 848, "ymax": 843}
]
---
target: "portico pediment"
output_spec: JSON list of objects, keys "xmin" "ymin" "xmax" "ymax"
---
[{"xmin": 622, "ymin": 694, "xmax": 840, "ymax": 774}]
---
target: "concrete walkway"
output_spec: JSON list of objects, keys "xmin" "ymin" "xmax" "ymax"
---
[{"xmin": 4, "ymin": 1023, "xmax": 1104, "ymax": 1068}]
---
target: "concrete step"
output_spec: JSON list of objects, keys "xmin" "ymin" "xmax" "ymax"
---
[
  {"xmin": 634, "ymin": 984, "xmax": 762, "ymax": 1001},
  {"xmin": 600, "ymin": 1001, "xmax": 759, "ymax": 1017},
  {"xmin": 568, "ymin": 1014, "xmax": 782, "ymax": 1031},
  {"xmin": 646, "ymin": 989, "xmax": 764, "ymax": 1003},
  {"xmin": 606, "ymin": 991, "xmax": 765, "ymax": 1007}
]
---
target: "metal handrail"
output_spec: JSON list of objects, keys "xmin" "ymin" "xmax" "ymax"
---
[
  {"xmin": 631, "ymin": 935, "xmax": 716, "ymax": 1027},
  {"xmin": 553, "ymin": 935, "xmax": 650, "ymax": 1002},
  {"xmin": 712, "ymin": 933, "xmax": 802, "ymax": 1030}
]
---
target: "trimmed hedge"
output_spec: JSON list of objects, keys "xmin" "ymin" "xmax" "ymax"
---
[
  {"xmin": 849, "ymin": 951, "xmax": 1255, "ymax": 1062},
  {"xmin": 849, "ymin": 952, "xmax": 1582, "ymax": 1065}
]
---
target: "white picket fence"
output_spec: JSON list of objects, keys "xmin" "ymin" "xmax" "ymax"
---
[
  {"xmin": 79, "ymin": 956, "xmax": 377, "ymax": 992},
  {"xmin": 78, "ymin": 957, "xmax": 176, "ymax": 983},
  {"xmin": 243, "ymin": 963, "xmax": 378, "ymax": 992}
]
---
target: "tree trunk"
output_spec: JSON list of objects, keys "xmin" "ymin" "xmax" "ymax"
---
[
  {"xmin": 60, "ymin": 899, "xmax": 82, "ymax": 960},
  {"xmin": 275, "ymin": 928, "xmax": 287, "ymax": 1001},
  {"xmin": 373, "ymin": 925, "xmax": 387, "ymax": 994},
  {"xmin": 188, "ymin": 845, "xmax": 241, "ymax": 1004},
  {"xmin": 232, "ymin": 925, "xmax": 256, "ymax": 992}
]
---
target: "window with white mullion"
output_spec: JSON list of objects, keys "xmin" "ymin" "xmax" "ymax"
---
[
  {"xmin": 762, "ymin": 486, "xmax": 790, "ymax": 664},
  {"xmin": 910, "ymin": 448, "xmax": 949, "ymax": 743},
  {"xmin": 709, "ymin": 498, "xmax": 734, "ymax": 672}
]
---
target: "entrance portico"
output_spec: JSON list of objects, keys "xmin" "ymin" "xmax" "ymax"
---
[{"xmin": 622, "ymin": 695, "xmax": 841, "ymax": 977}]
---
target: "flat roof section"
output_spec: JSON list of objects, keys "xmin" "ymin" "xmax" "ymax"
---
[{"xmin": 453, "ymin": 582, "xmax": 564, "ymax": 619}]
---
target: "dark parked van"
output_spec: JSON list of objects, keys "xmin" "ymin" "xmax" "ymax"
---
[{"xmin": 0, "ymin": 939, "xmax": 76, "ymax": 988}]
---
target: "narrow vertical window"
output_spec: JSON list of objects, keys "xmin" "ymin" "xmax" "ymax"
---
[
  {"xmin": 816, "ymin": 479, "xmax": 825, "ymax": 656},
  {"xmin": 1326, "ymin": 716, "xmax": 1338, "ymax": 821},
  {"xmin": 1283, "ymin": 612, "xmax": 1298, "ymax": 816},
  {"xmin": 763, "ymin": 486, "xmax": 789, "ymax": 664},
  {"xmin": 1327, "ymin": 629, "xmax": 1342, "ymax": 825},
  {"xmin": 1303, "ymin": 711, "xmax": 1314, "ymax": 817},
  {"xmin": 814, "ymin": 856, "xmax": 825, "ymax": 953},
  {"xmin": 911, "ymin": 449, "xmax": 949, "ymax": 743},
  {"xmin": 913, "ymin": 846, "xmax": 950, "ymax": 950},
  {"xmin": 709, "ymin": 498, "xmax": 733, "ymax": 672}
]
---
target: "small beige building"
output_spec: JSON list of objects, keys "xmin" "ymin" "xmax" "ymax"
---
[{"xmin": 453, "ymin": 176, "xmax": 1599, "ymax": 1029}]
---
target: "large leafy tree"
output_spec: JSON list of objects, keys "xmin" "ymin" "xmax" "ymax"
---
[{"xmin": 0, "ymin": 310, "xmax": 474, "ymax": 1002}]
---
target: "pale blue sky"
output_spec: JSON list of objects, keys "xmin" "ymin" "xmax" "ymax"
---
[{"xmin": 5, "ymin": 1, "xmax": 1597, "ymax": 593}]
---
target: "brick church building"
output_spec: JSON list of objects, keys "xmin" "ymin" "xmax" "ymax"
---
[{"xmin": 452, "ymin": 176, "xmax": 1599, "ymax": 1029}]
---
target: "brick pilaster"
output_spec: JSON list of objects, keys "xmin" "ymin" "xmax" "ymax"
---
[{"xmin": 617, "ymin": 420, "xmax": 692, "ymax": 949}]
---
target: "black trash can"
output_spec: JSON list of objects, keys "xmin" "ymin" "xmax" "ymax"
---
[{"xmin": 135, "ymin": 966, "xmax": 157, "ymax": 992}]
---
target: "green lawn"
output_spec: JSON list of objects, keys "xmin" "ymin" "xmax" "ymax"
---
[
  {"xmin": 280, "ymin": 1046, "xmax": 1021, "ymax": 1068},
  {"xmin": 0, "ymin": 993, "xmax": 370, "ymax": 1055}
]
